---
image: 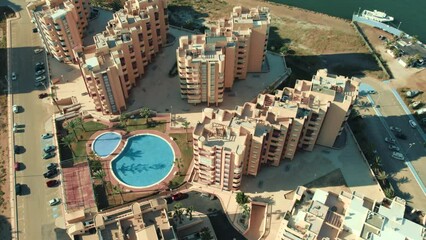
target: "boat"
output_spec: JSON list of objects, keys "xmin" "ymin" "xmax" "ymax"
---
[{"xmin": 361, "ymin": 10, "xmax": 394, "ymax": 23}]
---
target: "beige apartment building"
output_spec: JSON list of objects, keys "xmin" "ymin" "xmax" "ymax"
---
[
  {"xmin": 277, "ymin": 186, "xmax": 425, "ymax": 240},
  {"xmin": 177, "ymin": 6, "xmax": 270, "ymax": 106},
  {"xmin": 27, "ymin": 0, "xmax": 90, "ymax": 63},
  {"xmin": 192, "ymin": 69, "xmax": 359, "ymax": 190},
  {"xmin": 78, "ymin": 0, "xmax": 169, "ymax": 114}
]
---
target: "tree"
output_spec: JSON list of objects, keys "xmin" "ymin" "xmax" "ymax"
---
[
  {"xmin": 65, "ymin": 120, "xmax": 80, "ymax": 140},
  {"xmin": 174, "ymin": 158, "xmax": 182, "ymax": 175},
  {"xmin": 112, "ymin": 184, "xmax": 125, "ymax": 204},
  {"xmin": 140, "ymin": 107, "xmax": 151, "ymax": 124},
  {"xmin": 93, "ymin": 170, "xmax": 107, "ymax": 187},
  {"xmin": 200, "ymin": 227, "xmax": 213, "ymax": 240},
  {"xmin": 182, "ymin": 121, "xmax": 190, "ymax": 143},
  {"xmin": 242, "ymin": 204, "xmax": 251, "ymax": 218},
  {"xmin": 410, "ymin": 35, "xmax": 418, "ymax": 44},
  {"xmin": 186, "ymin": 206, "xmax": 194, "ymax": 220},
  {"xmin": 372, "ymin": 155, "xmax": 382, "ymax": 170},
  {"xmin": 61, "ymin": 135, "xmax": 76, "ymax": 156},
  {"xmin": 384, "ymin": 188, "xmax": 395, "ymax": 199},
  {"xmin": 119, "ymin": 113, "xmax": 128, "ymax": 127},
  {"xmin": 236, "ymin": 192, "xmax": 249, "ymax": 206},
  {"xmin": 89, "ymin": 159, "xmax": 102, "ymax": 173},
  {"xmin": 376, "ymin": 170, "xmax": 388, "ymax": 182},
  {"xmin": 73, "ymin": 117, "xmax": 86, "ymax": 132},
  {"xmin": 173, "ymin": 203, "xmax": 184, "ymax": 224}
]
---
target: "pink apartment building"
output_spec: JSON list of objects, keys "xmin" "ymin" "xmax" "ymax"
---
[
  {"xmin": 78, "ymin": 0, "xmax": 169, "ymax": 114},
  {"xmin": 192, "ymin": 69, "xmax": 359, "ymax": 190},
  {"xmin": 27, "ymin": 0, "xmax": 90, "ymax": 63},
  {"xmin": 177, "ymin": 6, "xmax": 270, "ymax": 106}
]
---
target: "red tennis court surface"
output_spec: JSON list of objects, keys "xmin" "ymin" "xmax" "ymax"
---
[{"xmin": 62, "ymin": 162, "xmax": 96, "ymax": 211}]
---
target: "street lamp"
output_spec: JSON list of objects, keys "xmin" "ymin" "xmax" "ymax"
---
[
  {"xmin": 408, "ymin": 143, "xmax": 415, "ymax": 149},
  {"xmin": 170, "ymin": 105, "xmax": 173, "ymax": 126}
]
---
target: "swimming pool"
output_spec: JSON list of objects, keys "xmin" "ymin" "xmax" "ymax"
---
[
  {"xmin": 110, "ymin": 134, "xmax": 175, "ymax": 188},
  {"xmin": 92, "ymin": 132, "xmax": 122, "ymax": 157}
]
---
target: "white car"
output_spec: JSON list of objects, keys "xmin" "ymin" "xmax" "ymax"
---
[
  {"xmin": 49, "ymin": 198, "xmax": 61, "ymax": 206},
  {"xmin": 391, "ymin": 152, "xmax": 405, "ymax": 161},
  {"xmin": 35, "ymin": 69, "xmax": 45, "ymax": 76},
  {"xmin": 384, "ymin": 137, "xmax": 395, "ymax": 144},
  {"xmin": 12, "ymin": 105, "xmax": 19, "ymax": 113},
  {"xmin": 389, "ymin": 126, "xmax": 402, "ymax": 133},
  {"xmin": 35, "ymin": 75, "xmax": 46, "ymax": 82},
  {"xmin": 409, "ymin": 120, "xmax": 417, "ymax": 128},
  {"xmin": 11, "ymin": 72, "xmax": 16, "ymax": 81},
  {"xmin": 34, "ymin": 48, "xmax": 44, "ymax": 54}
]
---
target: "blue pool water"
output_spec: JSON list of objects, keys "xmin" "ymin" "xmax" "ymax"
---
[
  {"xmin": 93, "ymin": 132, "xmax": 122, "ymax": 157},
  {"xmin": 111, "ymin": 134, "xmax": 174, "ymax": 188}
]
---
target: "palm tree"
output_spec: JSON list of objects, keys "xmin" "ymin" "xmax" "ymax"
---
[
  {"xmin": 200, "ymin": 227, "xmax": 213, "ymax": 240},
  {"xmin": 173, "ymin": 203, "xmax": 184, "ymax": 223},
  {"xmin": 112, "ymin": 184, "xmax": 125, "ymax": 204},
  {"xmin": 376, "ymin": 170, "xmax": 388, "ymax": 182},
  {"xmin": 182, "ymin": 121, "xmax": 190, "ymax": 143},
  {"xmin": 371, "ymin": 155, "xmax": 382, "ymax": 171},
  {"xmin": 186, "ymin": 206, "xmax": 194, "ymax": 220},
  {"xmin": 65, "ymin": 120, "xmax": 80, "ymax": 141},
  {"xmin": 384, "ymin": 188, "xmax": 395, "ymax": 198},
  {"xmin": 61, "ymin": 135, "xmax": 76, "ymax": 156},
  {"xmin": 73, "ymin": 117, "xmax": 86, "ymax": 132},
  {"xmin": 93, "ymin": 170, "xmax": 107, "ymax": 187},
  {"xmin": 242, "ymin": 204, "xmax": 251, "ymax": 218},
  {"xmin": 140, "ymin": 107, "xmax": 151, "ymax": 124}
]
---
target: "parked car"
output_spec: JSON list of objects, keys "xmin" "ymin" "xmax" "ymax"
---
[
  {"xmin": 43, "ymin": 145, "xmax": 56, "ymax": 153},
  {"xmin": 406, "ymin": 90, "xmax": 421, "ymax": 98},
  {"xmin": 16, "ymin": 183, "xmax": 22, "ymax": 195},
  {"xmin": 34, "ymin": 48, "xmax": 44, "ymax": 54},
  {"xmin": 12, "ymin": 105, "xmax": 19, "ymax": 113},
  {"xmin": 389, "ymin": 126, "xmax": 402, "ymax": 133},
  {"xmin": 367, "ymin": 90, "xmax": 377, "ymax": 94},
  {"xmin": 39, "ymin": 93, "xmax": 49, "ymax": 99},
  {"xmin": 43, "ymin": 152, "xmax": 55, "ymax": 159},
  {"xmin": 411, "ymin": 101, "xmax": 422, "ymax": 109},
  {"xmin": 11, "ymin": 72, "xmax": 16, "ymax": 81},
  {"xmin": 32, "ymin": 28, "xmax": 38, "ymax": 33},
  {"xmin": 46, "ymin": 162, "xmax": 57, "ymax": 171},
  {"xmin": 409, "ymin": 120, "xmax": 417, "ymax": 128},
  {"xmin": 43, "ymin": 168, "xmax": 58, "ymax": 178},
  {"xmin": 388, "ymin": 145, "xmax": 400, "ymax": 151},
  {"xmin": 46, "ymin": 180, "xmax": 59, "ymax": 187},
  {"xmin": 35, "ymin": 69, "xmax": 45, "ymax": 76},
  {"xmin": 171, "ymin": 192, "xmax": 186, "ymax": 201},
  {"xmin": 49, "ymin": 198, "xmax": 61, "ymax": 206},
  {"xmin": 391, "ymin": 152, "xmax": 405, "ymax": 161},
  {"xmin": 14, "ymin": 145, "xmax": 21, "ymax": 154},
  {"xmin": 35, "ymin": 62, "xmax": 45, "ymax": 71},
  {"xmin": 14, "ymin": 162, "xmax": 21, "ymax": 171},
  {"xmin": 35, "ymin": 75, "xmax": 46, "ymax": 82},
  {"xmin": 384, "ymin": 137, "xmax": 396, "ymax": 144},
  {"xmin": 395, "ymin": 132, "xmax": 407, "ymax": 140},
  {"xmin": 41, "ymin": 133, "xmax": 53, "ymax": 139}
]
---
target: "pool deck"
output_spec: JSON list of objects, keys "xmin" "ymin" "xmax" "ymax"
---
[{"xmin": 86, "ymin": 129, "xmax": 181, "ymax": 193}]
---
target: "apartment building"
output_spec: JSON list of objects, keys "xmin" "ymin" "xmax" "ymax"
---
[
  {"xmin": 192, "ymin": 69, "xmax": 359, "ymax": 190},
  {"xmin": 177, "ymin": 6, "xmax": 270, "ymax": 106},
  {"xmin": 277, "ymin": 186, "xmax": 426, "ymax": 240},
  {"xmin": 27, "ymin": 0, "xmax": 90, "ymax": 63},
  {"xmin": 78, "ymin": 0, "xmax": 168, "ymax": 114}
]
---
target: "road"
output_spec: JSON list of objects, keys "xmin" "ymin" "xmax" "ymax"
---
[
  {"xmin": 358, "ymin": 78, "xmax": 426, "ymax": 210},
  {"xmin": 7, "ymin": 1, "xmax": 64, "ymax": 239}
]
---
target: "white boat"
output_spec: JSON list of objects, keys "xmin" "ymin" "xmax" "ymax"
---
[{"xmin": 361, "ymin": 10, "xmax": 394, "ymax": 22}]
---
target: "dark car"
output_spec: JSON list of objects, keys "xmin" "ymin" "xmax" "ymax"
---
[
  {"xmin": 38, "ymin": 93, "xmax": 48, "ymax": 99},
  {"xmin": 14, "ymin": 145, "xmax": 21, "ymax": 154},
  {"xmin": 395, "ymin": 132, "xmax": 407, "ymax": 140},
  {"xmin": 14, "ymin": 162, "xmax": 21, "ymax": 171},
  {"xmin": 46, "ymin": 180, "xmax": 59, "ymax": 187},
  {"xmin": 32, "ymin": 28, "xmax": 38, "ymax": 33},
  {"xmin": 43, "ymin": 145, "xmax": 56, "ymax": 153},
  {"xmin": 43, "ymin": 168, "xmax": 58, "ymax": 179},
  {"xmin": 172, "ymin": 192, "xmax": 188, "ymax": 201},
  {"xmin": 35, "ymin": 62, "xmax": 45, "ymax": 71},
  {"xmin": 16, "ymin": 183, "xmax": 22, "ymax": 195},
  {"xmin": 43, "ymin": 152, "xmax": 55, "ymax": 159},
  {"xmin": 46, "ymin": 162, "xmax": 57, "ymax": 171}
]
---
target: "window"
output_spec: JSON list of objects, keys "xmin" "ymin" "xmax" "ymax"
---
[
  {"xmin": 154, "ymin": 12, "xmax": 159, "ymax": 21},
  {"xmin": 148, "ymin": 39, "xmax": 153, "ymax": 47},
  {"xmin": 156, "ymin": 29, "xmax": 161, "ymax": 37},
  {"xmin": 141, "ymin": 51, "xmax": 146, "ymax": 58},
  {"xmin": 138, "ymin": 33, "xmax": 143, "ymax": 42},
  {"xmin": 119, "ymin": 57, "xmax": 125, "ymax": 66},
  {"xmin": 128, "ymin": 45, "xmax": 134, "ymax": 53},
  {"xmin": 146, "ymin": 22, "xmax": 151, "ymax": 31},
  {"xmin": 132, "ymin": 61, "xmax": 137, "ymax": 69},
  {"xmin": 124, "ymin": 74, "xmax": 129, "ymax": 82}
]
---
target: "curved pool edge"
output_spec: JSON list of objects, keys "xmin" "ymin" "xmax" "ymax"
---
[
  {"xmin": 91, "ymin": 131, "xmax": 122, "ymax": 158},
  {"xmin": 108, "ymin": 133, "xmax": 175, "ymax": 189}
]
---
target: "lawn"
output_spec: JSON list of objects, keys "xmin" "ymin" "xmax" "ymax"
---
[
  {"xmin": 125, "ymin": 118, "xmax": 167, "ymax": 132},
  {"xmin": 170, "ymin": 132, "xmax": 193, "ymax": 186},
  {"xmin": 67, "ymin": 121, "xmax": 108, "ymax": 163}
]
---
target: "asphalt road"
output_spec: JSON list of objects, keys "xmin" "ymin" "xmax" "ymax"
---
[
  {"xmin": 359, "ymin": 78, "xmax": 426, "ymax": 210},
  {"xmin": 7, "ymin": 1, "xmax": 63, "ymax": 239}
]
